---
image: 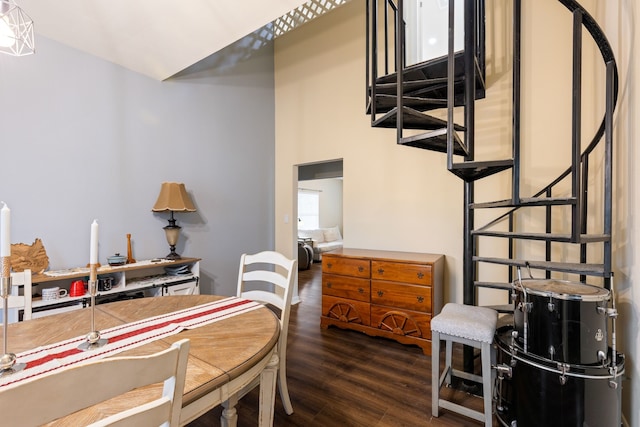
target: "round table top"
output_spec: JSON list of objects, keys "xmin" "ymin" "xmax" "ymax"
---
[{"xmin": 2, "ymin": 294, "xmax": 279, "ymax": 424}]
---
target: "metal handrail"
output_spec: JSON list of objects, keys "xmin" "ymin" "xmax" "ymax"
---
[
  {"xmin": 473, "ymin": 0, "xmax": 617, "ymax": 288},
  {"xmin": 366, "ymin": 0, "xmax": 400, "ymax": 124}
]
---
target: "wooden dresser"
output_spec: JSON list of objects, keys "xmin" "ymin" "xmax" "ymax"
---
[{"xmin": 320, "ymin": 248, "xmax": 444, "ymax": 355}]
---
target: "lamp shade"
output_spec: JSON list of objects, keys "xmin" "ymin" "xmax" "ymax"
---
[{"xmin": 152, "ymin": 182, "xmax": 196, "ymax": 212}]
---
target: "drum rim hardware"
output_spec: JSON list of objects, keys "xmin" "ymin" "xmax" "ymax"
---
[
  {"xmin": 497, "ymin": 329, "xmax": 625, "ymax": 382},
  {"xmin": 514, "ymin": 267, "xmax": 530, "ymax": 354},
  {"xmin": 514, "ymin": 278, "xmax": 611, "ymax": 302}
]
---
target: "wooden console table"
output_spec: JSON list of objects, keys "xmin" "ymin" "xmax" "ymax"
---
[
  {"xmin": 320, "ymin": 248, "xmax": 444, "ymax": 355},
  {"xmin": 28, "ymin": 258, "xmax": 200, "ymax": 319}
]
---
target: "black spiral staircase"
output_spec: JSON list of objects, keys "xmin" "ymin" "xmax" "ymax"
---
[{"xmin": 366, "ymin": 0, "xmax": 617, "ymax": 369}]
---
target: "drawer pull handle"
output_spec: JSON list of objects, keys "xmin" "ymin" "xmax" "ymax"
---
[
  {"xmin": 377, "ymin": 268, "xmax": 384, "ymax": 275},
  {"xmin": 417, "ymin": 296, "xmax": 424, "ymax": 303},
  {"xmin": 377, "ymin": 290, "xmax": 384, "ymax": 297},
  {"xmin": 327, "ymin": 282, "xmax": 332, "ymax": 288},
  {"xmin": 358, "ymin": 288, "xmax": 364, "ymax": 294},
  {"xmin": 358, "ymin": 266, "xmax": 364, "ymax": 273},
  {"xmin": 327, "ymin": 263, "xmax": 333, "ymax": 269},
  {"xmin": 417, "ymin": 272, "xmax": 424, "ymax": 279}
]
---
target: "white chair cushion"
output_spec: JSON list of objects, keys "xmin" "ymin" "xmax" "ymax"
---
[{"xmin": 431, "ymin": 303, "xmax": 497, "ymax": 344}]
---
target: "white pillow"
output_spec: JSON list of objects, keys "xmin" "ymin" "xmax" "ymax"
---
[
  {"xmin": 300, "ymin": 229, "xmax": 325, "ymax": 243},
  {"xmin": 323, "ymin": 226, "xmax": 342, "ymax": 242}
]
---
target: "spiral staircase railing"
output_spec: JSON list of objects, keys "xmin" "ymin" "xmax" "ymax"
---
[{"xmin": 365, "ymin": 0, "xmax": 617, "ymax": 324}]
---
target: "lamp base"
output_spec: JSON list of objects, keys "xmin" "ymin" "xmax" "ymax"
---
[
  {"xmin": 0, "ymin": 362, "xmax": 25, "ymax": 377},
  {"xmin": 0, "ymin": 352, "xmax": 24, "ymax": 376},
  {"xmin": 78, "ymin": 338, "xmax": 109, "ymax": 351},
  {"xmin": 163, "ymin": 219, "xmax": 182, "ymax": 261},
  {"xmin": 165, "ymin": 249, "xmax": 182, "ymax": 260}
]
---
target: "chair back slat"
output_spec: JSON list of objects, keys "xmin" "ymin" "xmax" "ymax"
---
[
  {"xmin": 0, "ymin": 339, "xmax": 190, "ymax": 426},
  {"xmin": 3, "ymin": 270, "xmax": 32, "ymax": 323},
  {"xmin": 234, "ymin": 250, "xmax": 297, "ymax": 414}
]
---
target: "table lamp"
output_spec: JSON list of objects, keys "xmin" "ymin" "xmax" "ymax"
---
[{"xmin": 152, "ymin": 182, "xmax": 196, "ymax": 259}]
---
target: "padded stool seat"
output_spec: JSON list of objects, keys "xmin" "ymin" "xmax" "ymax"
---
[{"xmin": 431, "ymin": 303, "xmax": 497, "ymax": 427}]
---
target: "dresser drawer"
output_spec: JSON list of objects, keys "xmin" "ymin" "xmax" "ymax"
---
[
  {"xmin": 371, "ymin": 280, "xmax": 432, "ymax": 313},
  {"xmin": 370, "ymin": 305, "xmax": 432, "ymax": 340},
  {"xmin": 322, "ymin": 274, "xmax": 370, "ymax": 302},
  {"xmin": 371, "ymin": 261, "xmax": 432, "ymax": 286},
  {"xmin": 322, "ymin": 295, "xmax": 371, "ymax": 326},
  {"xmin": 322, "ymin": 256, "xmax": 370, "ymax": 278}
]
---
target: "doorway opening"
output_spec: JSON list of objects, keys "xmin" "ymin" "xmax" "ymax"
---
[{"xmin": 296, "ymin": 159, "xmax": 343, "ymax": 270}]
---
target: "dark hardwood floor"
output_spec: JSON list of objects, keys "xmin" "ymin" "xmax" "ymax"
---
[{"xmin": 188, "ymin": 262, "xmax": 488, "ymax": 426}]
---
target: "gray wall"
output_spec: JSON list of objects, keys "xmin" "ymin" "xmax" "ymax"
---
[{"xmin": 0, "ymin": 36, "xmax": 275, "ymax": 296}]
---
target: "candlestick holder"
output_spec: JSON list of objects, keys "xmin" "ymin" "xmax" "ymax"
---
[
  {"xmin": 78, "ymin": 264, "xmax": 107, "ymax": 351},
  {"xmin": 0, "ymin": 258, "xmax": 24, "ymax": 376}
]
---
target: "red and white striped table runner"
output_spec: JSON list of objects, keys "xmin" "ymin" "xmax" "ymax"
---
[{"xmin": 0, "ymin": 297, "xmax": 261, "ymax": 390}]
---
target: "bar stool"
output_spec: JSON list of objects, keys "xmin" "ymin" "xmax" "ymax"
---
[{"xmin": 431, "ymin": 303, "xmax": 497, "ymax": 427}]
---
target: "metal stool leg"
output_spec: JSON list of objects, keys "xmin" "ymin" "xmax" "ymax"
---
[
  {"xmin": 432, "ymin": 334, "xmax": 494, "ymax": 426},
  {"xmin": 431, "ymin": 330, "xmax": 440, "ymax": 418},
  {"xmin": 481, "ymin": 341, "xmax": 493, "ymax": 427},
  {"xmin": 444, "ymin": 338, "xmax": 453, "ymax": 386},
  {"xmin": 430, "ymin": 303, "xmax": 497, "ymax": 426}
]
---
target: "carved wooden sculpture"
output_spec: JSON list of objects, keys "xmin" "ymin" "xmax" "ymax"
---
[{"xmin": 10, "ymin": 238, "xmax": 49, "ymax": 274}]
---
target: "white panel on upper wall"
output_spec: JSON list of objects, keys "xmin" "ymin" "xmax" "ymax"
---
[{"xmin": 17, "ymin": 0, "xmax": 310, "ymax": 80}]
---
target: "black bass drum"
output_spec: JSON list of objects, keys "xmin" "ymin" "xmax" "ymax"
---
[
  {"xmin": 495, "ymin": 326, "xmax": 624, "ymax": 427},
  {"xmin": 513, "ymin": 279, "xmax": 610, "ymax": 365}
]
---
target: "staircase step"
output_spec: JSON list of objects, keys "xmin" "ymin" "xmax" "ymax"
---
[
  {"xmin": 368, "ymin": 94, "xmax": 447, "ymax": 114},
  {"xmin": 399, "ymin": 128, "xmax": 468, "ymax": 156},
  {"xmin": 371, "ymin": 55, "xmax": 486, "ymax": 113},
  {"xmin": 471, "ymin": 230, "xmax": 611, "ymax": 243},
  {"xmin": 372, "ymin": 79, "xmax": 464, "ymax": 101},
  {"xmin": 376, "ymin": 65, "xmax": 436, "ymax": 84},
  {"xmin": 376, "ymin": 52, "xmax": 481, "ymax": 85},
  {"xmin": 372, "ymin": 106, "xmax": 465, "ymax": 131},
  {"xmin": 470, "ymin": 197, "xmax": 577, "ymax": 209},
  {"xmin": 370, "ymin": 77, "xmax": 448, "ymax": 95},
  {"xmin": 475, "ymin": 281, "xmax": 512, "ymax": 291},
  {"xmin": 449, "ymin": 159, "xmax": 514, "ymax": 181},
  {"xmin": 473, "ymin": 257, "xmax": 606, "ymax": 277}
]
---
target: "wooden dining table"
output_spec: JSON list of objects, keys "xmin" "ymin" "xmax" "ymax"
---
[{"xmin": 0, "ymin": 294, "xmax": 280, "ymax": 426}]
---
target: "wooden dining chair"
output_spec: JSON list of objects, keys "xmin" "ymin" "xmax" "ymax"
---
[
  {"xmin": 0, "ymin": 338, "xmax": 190, "ymax": 426},
  {"xmin": 222, "ymin": 251, "xmax": 297, "ymax": 424},
  {"xmin": 2, "ymin": 269, "xmax": 32, "ymax": 323}
]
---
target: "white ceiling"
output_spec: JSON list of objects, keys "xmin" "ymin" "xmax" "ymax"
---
[{"xmin": 17, "ymin": 0, "xmax": 309, "ymax": 80}]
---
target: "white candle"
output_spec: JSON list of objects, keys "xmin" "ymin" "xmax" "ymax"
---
[
  {"xmin": 89, "ymin": 219, "xmax": 99, "ymax": 264},
  {"xmin": 1, "ymin": 203, "xmax": 10, "ymax": 257}
]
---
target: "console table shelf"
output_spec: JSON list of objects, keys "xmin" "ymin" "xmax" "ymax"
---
[{"xmin": 28, "ymin": 257, "xmax": 200, "ymax": 318}]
